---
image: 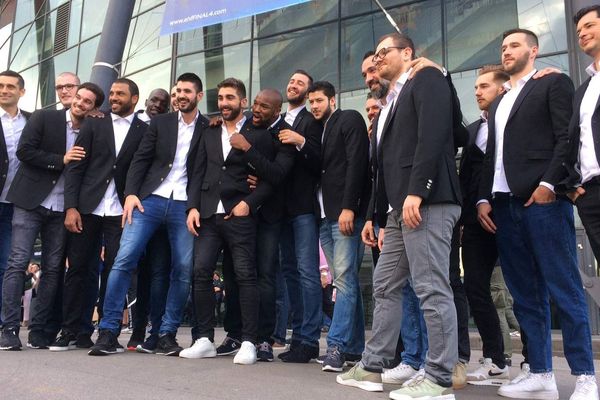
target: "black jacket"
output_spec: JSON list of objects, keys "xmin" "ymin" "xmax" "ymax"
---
[{"xmin": 459, "ymin": 119, "xmax": 485, "ymax": 225}]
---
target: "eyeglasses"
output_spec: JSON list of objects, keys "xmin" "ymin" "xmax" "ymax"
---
[
  {"xmin": 55, "ymin": 84, "xmax": 77, "ymax": 91},
  {"xmin": 372, "ymin": 46, "xmax": 406, "ymax": 63}
]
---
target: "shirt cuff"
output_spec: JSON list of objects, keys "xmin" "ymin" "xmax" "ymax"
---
[
  {"xmin": 295, "ymin": 137, "xmax": 306, "ymax": 152},
  {"xmin": 539, "ymin": 181, "xmax": 555, "ymax": 193},
  {"xmin": 476, "ymin": 199, "xmax": 489, "ymax": 206}
]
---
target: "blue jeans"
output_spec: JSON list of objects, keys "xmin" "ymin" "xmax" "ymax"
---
[
  {"xmin": 319, "ymin": 217, "xmax": 365, "ymax": 354},
  {"xmin": 147, "ymin": 228, "xmax": 172, "ymax": 336},
  {"xmin": 0, "ymin": 202, "xmax": 14, "ymax": 325},
  {"xmin": 493, "ymin": 195, "xmax": 594, "ymax": 375},
  {"xmin": 280, "ymin": 213, "xmax": 322, "ymax": 347},
  {"xmin": 98, "ymin": 195, "xmax": 193, "ymax": 336},
  {"xmin": 401, "ymin": 281, "xmax": 428, "ymax": 369}
]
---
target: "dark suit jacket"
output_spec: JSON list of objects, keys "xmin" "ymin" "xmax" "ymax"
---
[
  {"xmin": 0, "ymin": 109, "xmax": 31, "ymax": 194},
  {"xmin": 7, "ymin": 109, "xmax": 71, "ymax": 210},
  {"xmin": 320, "ymin": 109, "xmax": 370, "ymax": 220},
  {"xmin": 479, "ymin": 73, "xmax": 574, "ymax": 201},
  {"xmin": 64, "ymin": 114, "xmax": 148, "ymax": 214},
  {"xmin": 125, "ymin": 111, "xmax": 208, "ymax": 200},
  {"xmin": 459, "ymin": 119, "xmax": 485, "ymax": 225},
  {"xmin": 187, "ymin": 123, "xmax": 275, "ymax": 218},
  {"xmin": 373, "ymin": 67, "xmax": 461, "ymax": 227}
]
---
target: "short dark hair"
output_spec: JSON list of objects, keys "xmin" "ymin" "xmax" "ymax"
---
[
  {"xmin": 217, "ymin": 77, "xmax": 247, "ymax": 99},
  {"xmin": 366, "ymin": 92, "xmax": 374, "ymax": 100},
  {"xmin": 502, "ymin": 28, "xmax": 538, "ymax": 47},
  {"xmin": 0, "ymin": 70, "xmax": 25, "ymax": 89},
  {"xmin": 293, "ymin": 69, "xmax": 314, "ymax": 86},
  {"xmin": 176, "ymin": 72, "xmax": 203, "ymax": 93},
  {"xmin": 78, "ymin": 82, "xmax": 105, "ymax": 108},
  {"xmin": 363, "ymin": 50, "xmax": 375, "ymax": 61},
  {"xmin": 478, "ymin": 65, "xmax": 510, "ymax": 84},
  {"xmin": 308, "ymin": 81, "xmax": 336, "ymax": 99},
  {"xmin": 574, "ymin": 5, "xmax": 600, "ymax": 25},
  {"xmin": 113, "ymin": 78, "xmax": 139, "ymax": 97},
  {"xmin": 377, "ymin": 32, "xmax": 416, "ymax": 60}
]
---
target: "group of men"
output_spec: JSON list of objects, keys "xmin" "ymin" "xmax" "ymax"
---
[{"xmin": 0, "ymin": 4, "xmax": 600, "ymax": 400}]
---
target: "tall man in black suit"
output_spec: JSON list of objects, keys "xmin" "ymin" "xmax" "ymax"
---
[
  {"xmin": 307, "ymin": 81, "xmax": 369, "ymax": 373},
  {"xmin": 337, "ymin": 33, "xmax": 461, "ymax": 399},
  {"xmin": 49, "ymin": 78, "xmax": 147, "ymax": 351},
  {"xmin": 89, "ymin": 73, "xmax": 208, "ymax": 357},
  {"xmin": 477, "ymin": 29, "xmax": 596, "ymax": 400},
  {"xmin": 0, "ymin": 82, "xmax": 104, "ymax": 351},
  {"xmin": 0, "ymin": 70, "xmax": 30, "ymax": 326},
  {"xmin": 181, "ymin": 78, "xmax": 275, "ymax": 365}
]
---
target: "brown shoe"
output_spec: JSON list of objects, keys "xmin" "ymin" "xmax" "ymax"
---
[{"xmin": 452, "ymin": 361, "xmax": 467, "ymax": 389}]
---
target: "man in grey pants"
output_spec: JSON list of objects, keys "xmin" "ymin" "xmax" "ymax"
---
[{"xmin": 336, "ymin": 32, "xmax": 461, "ymax": 400}]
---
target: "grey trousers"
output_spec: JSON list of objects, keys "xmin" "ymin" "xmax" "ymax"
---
[{"xmin": 361, "ymin": 204, "xmax": 460, "ymax": 387}]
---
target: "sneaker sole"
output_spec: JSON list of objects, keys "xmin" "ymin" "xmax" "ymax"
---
[
  {"xmin": 88, "ymin": 349, "xmax": 118, "ymax": 356},
  {"xmin": 216, "ymin": 350, "xmax": 239, "ymax": 356},
  {"xmin": 497, "ymin": 389, "xmax": 558, "ymax": 400},
  {"xmin": 0, "ymin": 346, "xmax": 21, "ymax": 351},
  {"xmin": 233, "ymin": 358, "xmax": 257, "ymax": 365},
  {"xmin": 322, "ymin": 364, "xmax": 344, "ymax": 372},
  {"xmin": 156, "ymin": 350, "xmax": 182, "ymax": 356},
  {"xmin": 49, "ymin": 344, "xmax": 77, "ymax": 351},
  {"xmin": 136, "ymin": 345, "xmax": 156, "ymax": 354},
  {"xmin": 335, "ymin": 376, "xmax": 383, "ymax": 392},
  {"xmin": 26, "ymin": 343, "xmax": 48, "ymax": 349},
  {"xmin": 389, "ymin": 393, "xmax": 455, "ymax": 400},
  {"xmin": 382, "ymin": 377, "xmax": 413, "ymax": 385},
  {"xmin": 179, "ymin": 351, "xmax": 217, "ymax": 359},
  {"xmin": 467, "ymin": 378, "xmax": 509, "ymax": 386}
]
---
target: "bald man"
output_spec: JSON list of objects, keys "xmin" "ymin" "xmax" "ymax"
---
[
  {"xmin": 137, "ymin": 88, "xmax": 170, "ymax": 123},
  {"xmin": 55, "ymin": 72, "xmax": 81, "ymax": 109}
]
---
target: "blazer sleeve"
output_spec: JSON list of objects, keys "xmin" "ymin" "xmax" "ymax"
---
[
  {"xmin": 244, "ymin": 142, "xmax": 295, "ymax": 186},
  {"xmin": 447, "ymin": 73, "xmax": 469, "ymax": 149},
  {"xmin": 186, "ymin": 133, "xmax": 207, "ymax": 212},
  {"xmin": 125, "ymin": 117, "xmax": 157, "ymax": 197},
  {"xmin": 341, "ymin": 111, "xmax": 369, "ymax": 212},
  {"xmin": 16, "ymin": 111, "xmax": 65, "ymax": 171},
  {"xmin": 64, "ymin": 118, "xmax": 95, "ymax": 210},
  {"xmin": 296, "ymin": 118, "xmax": 322, "ymax": 177}
]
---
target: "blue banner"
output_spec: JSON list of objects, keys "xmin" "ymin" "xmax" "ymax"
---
[{"xmin": 161, "ymin": 0, "xmax": 312, "ymax": 35}]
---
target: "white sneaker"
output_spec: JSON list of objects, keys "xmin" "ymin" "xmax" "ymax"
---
[
  {"xmin": 233, "ymin": 341, "xmax": 257, "ymax": 365},
  {"xmin": 570, "ymin": 375, "xmax": 599, "ymax": 400},
  {"xmin": 497, "ymin": 371, "xmax": 558, "ymax": 400},
  {"xmin": 179, "ymin": 338, "xmax": 216, "ymax": 359},
  {"xmin": 382, "ymin": 362, "xmax": 420, "ymax": 384},
  {"xmin": 511, "ymin": 363, "xmax": 530, "ymax": 384},
  {"xmin": 467, "ymin": 357, "xmax": 509, "ymax": 386},
  {"xmin": 402, "ymin": 368, "xmax": 425, "ymax": 387}
]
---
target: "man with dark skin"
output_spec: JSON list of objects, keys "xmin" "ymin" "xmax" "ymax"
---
[{"xmin": 137, "ymin": 88, "xmax": 170, "ymax": 123}]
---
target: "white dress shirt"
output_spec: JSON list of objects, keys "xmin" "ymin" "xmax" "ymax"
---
[
  {"xmin": 475, "ymin": 111, "xmax": 489, "ymax": 153},
  {"xmin": 91, "ymin": 112, "xmax": 135, "ymax": 216},
  {"xmin": 284, "ymin": 105, "xmax": 303, "ymax": 127},
  {"xmin": 579, "ymin": 61, "xmax": 600, "ymax": 184},
  {"xmin": 0, "ymin": 108, "xmax": 27, "ymax": 203},
  {"xmin": 137, "ymin": 110, "xmax": 151, "ymax": 123},
  {"xmin": 216, "ymin": 116, "xmax": 247, "ymax": 214},
  {"xmin": 152, "ymin": 111, "xmax": 198, "ymax": 201},
  {"xmin": 41, "ymin": 110, "xmax": 78, "ymax": 212}
]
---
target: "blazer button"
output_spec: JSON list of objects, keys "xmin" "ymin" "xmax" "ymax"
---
[
  {"xmin": 168, "ymin": 163, "xmax": 173, "ymax": 168},
  {"xmin": 321, "ymin": 170, "xmax": 325, "ymax": 174},
  {"xmin": 2, "ymin": 174, "xmax": 6, "ymax": 178},
  {"xmin": 106, "ymin": 179, "xmax": 110, "ymax": 184},
  {"xmin": 113, "ymin": 165, "xmax": 117, "ymax": 169},
  {"xmin": 222, "ymin": 166, "xmax": 226, "ymax": 171},
  {"xmin": 52, "ymin": 180, "xmax": 56, "ymax": 184},
  {"xmin": 160, "ymin": 178, "xmax": 164, "ymax": 181}
]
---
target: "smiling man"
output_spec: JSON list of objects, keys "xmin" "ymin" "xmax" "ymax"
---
[
  {"xmin": 55, "ymin": 72, "xmax": 81, "ymax": 109},
  {"xmin": 137, "ymin": 88, "xmax": 170, "ymax": 123}
]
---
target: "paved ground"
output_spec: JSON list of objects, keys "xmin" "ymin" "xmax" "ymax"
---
[{"xmin": 1, "ymin": 328, "xmax": 599, "ymax": 400}]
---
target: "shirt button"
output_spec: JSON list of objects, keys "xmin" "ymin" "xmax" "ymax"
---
[{"xmin": 222, "ymin": 166, "xmax": 226, "ymax": 171}]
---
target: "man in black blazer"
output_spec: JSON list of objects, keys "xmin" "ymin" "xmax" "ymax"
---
[
  {"xmin": 0, "ymin": 82, "xmax": 104, "ymax": 351},
  {"xmin": 181, "ymin": 78, "xmax": 275, "ymax": 365},
  {"xmin": 48, "ymin": 78, "xmax": 147, "ymax": 351},
  {"xmin": 307, "ymin": 81, "xmax": 369, "ymax": 373},
  {"xmin": 0, "ymin": 70, "xmax": 30, "ymax": 328},
  {"xmin": 337, "ymin": 33, "xmax": 460, "ymax": 398},
  {"xmin": 477, "ymin": 29, "xmax": 596, "ymax": 399},
  {"xmin": 89, "ymin": 73, "xmax": 208, "ymax": 357}
]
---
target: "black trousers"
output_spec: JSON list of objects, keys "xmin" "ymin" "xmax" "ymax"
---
[
  {"xmin": 449, "ymin": 224, "xmax": 471, "ymax": 362},
  {"xmin": 462, "ymin": 222, "xmax": 505, "ymax": 367},
  {"xmin": 193, "ymin": 215, "xmax": 258, "ymax": 343},
  {"xmin": 63, "ymin": 214, "xmax": 121, "ymax": 335},
  {"xmin": 576, "ymin": 180, "xmax": 600, "ymax": 262}
]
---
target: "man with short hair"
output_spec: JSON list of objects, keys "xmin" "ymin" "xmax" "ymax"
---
[
  {"xmin": 137, "ymin": 88, "xmax": 170, "ymax": 123},
  {"xmin": 0, "ymin": 82, "xmax": 104, "ymax": 351},
  {"xmin": 170, "ymin": 85, "xmax": 179, "ymax": 112},
  {"xmin": 55, "ymin": 72, "xmax": 81, "ymax": 108}
]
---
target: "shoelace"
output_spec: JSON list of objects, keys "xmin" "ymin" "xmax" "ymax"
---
[
  {"xmin": 405, "ymin": 373, "xmax": 426, "ymax": 388},
  {"xmin": 257, "ymin": 342, "xmax": 270, "ymax": 352},
  {"xmin": 575, "ymin": 375, "xmax": 596, "ymax": 393}
]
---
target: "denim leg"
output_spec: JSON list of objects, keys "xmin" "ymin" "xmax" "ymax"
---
[
  {"xmin": 279, "ymin": 221, "xmax": 304, "ymax": 343},
  {"xmin": 401, "ymin": 282, "xmax": 428, "ymax": 369},
  {"xmin": 255, "ymin": 220, "xmax": 281, "ymax": 343},
  {"xmin": 0, "ymin": 202, "xmax": 14, "ymax": 324},
  {"xmin": 147, "ymin": 227, "xmax": 171, "ymax": 336}
]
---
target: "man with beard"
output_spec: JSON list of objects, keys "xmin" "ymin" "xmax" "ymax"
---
[
  {"xmin": 137, "ymin": 88, "xmax": 170, "ymax": 123},
  {"xmin": 308, "ymin": 81, "xmax": 369, "ymax": 372},
  {"xmin": 50, "ymin": 78, "xmax": 147, "ymax": 351},
  {"xmin": 0, "ymin": 83, "xmax": 104, "ymax": 350},
  {"xmin": 181, "ymin": 78, "xmax": 275, "ymax": 365},
  {"xmin": 88, "ymin": 73, "xmax": 207, "ymax": 356},
  {"xmin": 477, "ymin": 29, "xmax": 595, "ymax": 400}
]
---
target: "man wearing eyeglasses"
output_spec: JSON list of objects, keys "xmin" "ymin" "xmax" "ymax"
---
[{"xmin": 55, "ymin": 72, "xmax": 81, "ymax": 109}]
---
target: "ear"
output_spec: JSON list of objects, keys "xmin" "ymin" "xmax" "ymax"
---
[{"xmin": 241, "ymin": 97, "xmax": 248, "ymax": 109}]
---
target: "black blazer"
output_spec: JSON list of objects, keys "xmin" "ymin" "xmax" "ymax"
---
[
  {"xmin": 0, "ymin": 109, "xmax": 31, "ymax": 194},
  {"xmin": 459, "ymin": 119, "xmax": 485, "ymax": 225},
  {"xmin": 7, "ymin": 109, "xmax": 71, "ymax": 210},
  {"xmin": 187, "ymin": 124, "xmax": 275, "ymax": 218},
  {"xmin": 320, "ymin": 109, "xmax": 370, "ymax": 220},
  {"xmin": 479, "ymin": 73, "xmax": 574, "ymax": 201},
  {"xmin": 125, "ymin": 111, "xmax": 208, "ymax": 200},
  {"xmin": 373, "ymin": 67, "xmax": 461, "ymax": 226},
  {"xmin": 64, "ymin": 114, "xmax": 148, "ymax": 214}
]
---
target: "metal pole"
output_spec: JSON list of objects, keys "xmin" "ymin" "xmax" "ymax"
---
[
  {"xmin": 372, "ymin": 0, "xmax": 401, "ymax": 34},
  {"xmin": 89, "ymin": 0, "xmax": 136, "ymax": 110}
]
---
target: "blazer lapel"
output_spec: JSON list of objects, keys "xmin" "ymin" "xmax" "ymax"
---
[
  {"xmin": 292, "ymin": 108, "xmax": 305, "ymax": 131},
  {"xmin": 116, "ymin": 116, "xmax": 144, "ymax": 161},
  {"xmin": 321, "ymin": 110, "xmax": 340, "ymax": 158},
  {"xmin": 506, "ymin": 78, "xmax": 538, "ymax": 122},
  {"xmin": 190, "ymin": 114, "xmax": 206, "ymax": 153}
]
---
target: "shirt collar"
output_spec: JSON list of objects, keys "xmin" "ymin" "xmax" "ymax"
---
[
  {"xmin": 66, "ymin": 109, "xmax": 77, "ymax": 132},
  {"xmin": 111, "ymin": 112, "xmax": 135, "ymax": 124},
  {"xmin": 286, "ymin": 105, "xmax": 303, "ymax": 119},
  {"xmin": 269, "ymin": 115, "xmax": 282, "ymax": 130},
  {"xmin": 586, "ymin": 61, "xmax": 600, "ymax": 77},
  {"xmin": 178, "ymin": 110, "xmax": 199, "ymax": 126},
  {"xmin": 503, "ymin": 69, "xmax": 537, "ymax": 92},
  {"xmin": 380, "ymin": 71, "xmax": 410, "ymax": 108},
  {"xmin": 480, "ymin": 110, "xmax": 488, "ymax": 122},
  {"xmin": 0, "ymin": 107, "xmax": 20, "ymax": 119}
]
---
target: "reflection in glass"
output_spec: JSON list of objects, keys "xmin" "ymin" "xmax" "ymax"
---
[
  {"xmin": 77, "ymin": 35, "xmax": 101, "ymax": 81},
  {"xmin": 517, "ymin": 0, "xmax": 567, "ymax": 54},
  {"xmin": 81, "ymin": 0, "xmax": 108, "ymax": 41},
  {"xmin": 126, "ymin": 60, "xmax": 171, "ymax": 113},
  {"xmin": 9, "ymin": 23, "xmax": 44, "ymax": 71},
  {"xmin": 18, "ymin": 65, "xmax": 40, "ymax": 111},
  {"xmin": 339, "ymin": 88, "xmax": 371, "ymax": 124},
  {"xmin": 535, "ymin": 54, "xmax": 569, "ymax": 73},
  {"xmin": 255, "ymin": 0, "xmax": 337, "ymax": 37},
  {"xmin": 134, "ymin": 0, "xmax": 165, "ymax": 16},
  {"xmin": 68, "ymin": 0, "xmax": 83, "ymax": 48},
  {"xmin": 448, "ymin": 69, "xmax": 480, "ymax": 125},
  {"xmin": 178, "ymin": 17, "xmax": 252, "ymax": 55},
  {"xmin": 39, "ymin": 47, "xmax": 78, "ymax": 107},
  {"xmin": 14, "ymin": 0, "xmax": 36, "ymax": 31},
  {"xmin": 340, "ymin": 0, "xmax": 414, "ymax": 17}
]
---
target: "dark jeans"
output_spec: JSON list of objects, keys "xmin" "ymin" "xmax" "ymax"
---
[
  {"xmin": 493, "ymin": 195, "xmax": 594, "ymax": 375},
  {"xmin": 146, "ymin": 227, "xmax": 171, "ymax": 336},
  {"xmin": 1, "ymin": 206, "xmax": 67, "ymax": 330},
  {"xmin": 449, "ymin": 224, "xmax": 470, "ymax": 363},
  {"xmin": 192, "ymin": 215, "xmax": 258, "ymax": 343},
  {"xmin": 272, "ymin": 266, "xmax": 289, "ymax": 343},
  {"xmin": 462, "ymin": 222, "xmax": 505, "ymax": 367},
  {"xmin": 63, "ymin": 214, "xmax": 121, "ymax": 335},
  {"xmin": 0, "ymin": 202, "xmax": 14, "ymax": 325},
  {"xmin": 576, "ymin": 180, "xmax": 600, "ymax": 263}
]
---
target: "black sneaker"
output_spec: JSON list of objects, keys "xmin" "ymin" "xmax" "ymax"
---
[
  {"xmin": 127, "ymin": 327, "xmax": 145, "ymax": 351},
  {"xmin": 216, "ymin": 336, "xmax": 241, "ymax": 356},
  {"xmin": 277, "ymin": 339, "xmax": 301, "ymax": 360},
  {"xmin": 76, "ymin": 334, "xmax": 94, "ymax": 349},
  {"xmin": 88, "ymin": 330, "xmax": 119, "ymax": 356},
  {"xmin": 256, "ymin": 341, "xmax": 274, "ymax": 362},
  {"xmin": 136, "ymin": 334, "xmax": 159, "ymax": 354},
  {"xmin": 156, "ymin": 333, "xmax": 182, "ymax": 356},
  {"xmin": 27, "ymin": 330, "xmax": 49, "ymax": 349},
  {"xmin": 344, "ymin": 352, "xmax": 362, "ymax": 366},
  {"xmin": 49, "ymin": 331, "xmax": 77, "ymax": 351},
  {"xmin": 0, "ymin": 327, "xmax": 22, "ymax": 351},
  {"xmin": 322, "ymin": 345, "xmax": 345, "ymax": 372},
  {"xmin": 281, "ymin": 343, "xmax": 319, "ymax": 363},
  {"xmin": 316, "ymin": 354, "xmax": 327, "ymax": 364}
]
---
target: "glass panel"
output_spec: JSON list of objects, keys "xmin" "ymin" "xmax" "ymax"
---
[
  {"xmin": 535, "ymin": 53, "xmax": 569, "ymax": 74},
  {"xmin": 122, "ymin": 5, "xmax": 171, "ymax": 75},
  {"xmin": 176, "ymin": 42, "xmax": 251, "ymax": 115},
  {"xmin": 48, "ymin": 0, "xmax": 70, "ymax": 10},
  {"xmin": 255, "ymin": 0, "xmax": 337, "ymax": 37},
  {"xmin": 14, "ymin": 0, "xmax": 36, "ymax": 31},
  {"xmin": 0, "ymin": 24, "xmax": 12, "ymax": 71},
  {"xmin": 177, "ymin": 17, "xmax": 252, "ymax": 55},
  {"xmin": 125, "ymin": 60, "xmax": 171, "ymax": 114},
  {"xmin": 252, "ymin": 23, "xmax": 338, "ymax": 102},
  {"xmin": 77, "ymin": 35, "xmax": 101, "ymax": 81},
  {"xmin": 446, "ymin": 0, "xmax": 518, "ymax": 71},
  {"xmin": 38, "ymin": 47, "xmax": 78, "ymax": 107},
  {"xmin": 339, "ymin": 88, "xmax": 371, "ymax": 124},
  {"xmin": 18, "ymin": 64, "xmax": 40, "ymax": 111},
  {"xmin": 448, "ymin": 68, "xmax": 480, "ymax": 125},
  {"xmin": 81, "ymin": 0, "xmax": 108, "ymax": 41},
  {"xmin": 340, "ymin": 1, "xmax": 442, "ymax": 91},
  {"xmin": 134, "ymin": 0, "xmax": 165, "ymax": 16},
  {"xmin": 9, "ymin": 23, "xmax": 43, "ymax": 71},
  {"xmin": 68, "ymin": 0, "xmax": 83, "ymax": 47},
  {"xmin": 341, "ymin": 0, "xmax": 414, "ymax": 17},
  {"xmin": 517, "ymin": 0, "xmax": 567, "ymax": 54},
  {"xmin": 42, "ymin": 10, "xmax": 57, "ymax": 60}
]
